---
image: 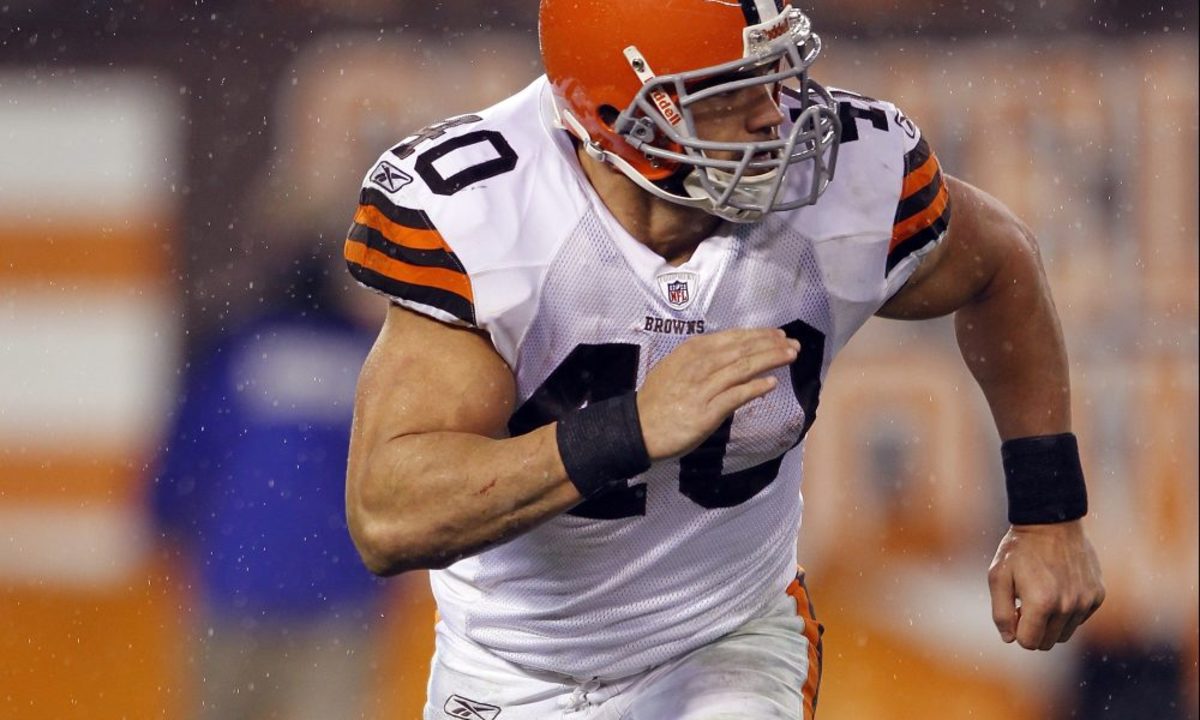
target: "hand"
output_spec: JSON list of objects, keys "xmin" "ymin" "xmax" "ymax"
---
[
  {"xmin": 637, "ymin": 328, "xmax": 798, "ymax": 461},
  {"xmin": 987, "ymin": 520, "xmax": 1105, "ymax": 650}
]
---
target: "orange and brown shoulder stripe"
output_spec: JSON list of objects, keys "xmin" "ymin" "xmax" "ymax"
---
[
  {"xmin": 344, "ymin": 187, "xmax": 476, "ymax": 324},
  {"xmin": 889, "ymin": 136, "xmax": 951, "ymax": 274}
]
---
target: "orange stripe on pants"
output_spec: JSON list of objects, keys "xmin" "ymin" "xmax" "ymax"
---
[{"xmin": 787, "ymin": 568, "xmax": 824, "ymax": 719}]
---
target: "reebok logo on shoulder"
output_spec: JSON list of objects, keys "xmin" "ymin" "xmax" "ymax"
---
[
  {"xmin": 370, "ymin": 160, "xmax": 413, "ymax": 193},
  {"xmin": 444, "ymin": 694, "xmax": 501, "ymax": 720}
]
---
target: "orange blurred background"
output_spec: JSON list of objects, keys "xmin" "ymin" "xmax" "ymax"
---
[{"xmin": 0, "ymin": 3, "xmax": 1195, "ymax": 718}]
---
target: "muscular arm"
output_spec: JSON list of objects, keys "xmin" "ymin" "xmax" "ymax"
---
[
  {"xmin": 346, "ymin": 305, "xmax": 581, "ymax": 575},
  {"xmin": 879, "ymin": 174, "xmax": 1068, "ymax": 439},
  {"xmin": 878, "ymin": 175, "xmax": 1104, "ymax": 650},
  {"xmin": 347, "ymin": 304, "xmax": 797, "ymax": 576}
]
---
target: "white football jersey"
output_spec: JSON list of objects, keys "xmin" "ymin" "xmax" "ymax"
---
[{"xmin": 345, "ymin": 76, "xmax": 950, "ymax": 679}]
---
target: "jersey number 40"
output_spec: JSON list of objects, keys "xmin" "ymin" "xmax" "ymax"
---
[{"xmin": 509, "ymin": 320, "xmax": 825, "ymax": 520}]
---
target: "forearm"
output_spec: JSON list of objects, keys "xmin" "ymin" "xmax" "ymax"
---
[
  {"xmin": 879, "ymin": 168, "xmax": 1102, "ymax": 648},
  {"xmin": 954, "ymin": 225, "xmax": 1070, "ymax": 440},
  {"xmin": 348, "ymin": 424, "xmax": 581, "ymax": 574}
]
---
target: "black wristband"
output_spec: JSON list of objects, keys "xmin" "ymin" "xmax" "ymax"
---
[
  {"xmin": 1001, "ymin": 432, "xmax": 1088, "ymax": 525},
  {"xmin": 556, "ymin": 393, "xmax": 652, "ymax": 499}
]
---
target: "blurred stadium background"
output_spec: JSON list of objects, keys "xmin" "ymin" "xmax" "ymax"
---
[{"xmin": 1, "ymin": 1, "xmax": 1196, "ymax": 718}]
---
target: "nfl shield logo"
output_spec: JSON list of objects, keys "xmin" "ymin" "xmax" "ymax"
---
[
  {"xmin": 667, "ymin": 280, "xmax": 689, "ymax": 307},
  {"xmin": 657, "ymin": 271, "xmax": 698, "ymax": 310}
]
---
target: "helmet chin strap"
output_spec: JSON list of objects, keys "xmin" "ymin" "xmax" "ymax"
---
[{"xmin": 682, "ymin": 167, "xmax": 774, "ymax": 223}]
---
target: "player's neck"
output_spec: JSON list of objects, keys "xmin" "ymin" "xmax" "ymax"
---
[{"xmin": 577, "ymin": 146, "xmax": 722, "ymax": 267}]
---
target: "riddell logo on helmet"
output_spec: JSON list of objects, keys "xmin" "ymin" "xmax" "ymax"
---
[
  {"xmin": 759, "ymin": 16, "xmax": 791, "ymax": 42},
  {"xmin": 650, "ymin": 89, "xmax": 683, "ymax": 126},
  {"xmin": 763, "ymin": 19, "xmax": 790, "ymax": 41}
]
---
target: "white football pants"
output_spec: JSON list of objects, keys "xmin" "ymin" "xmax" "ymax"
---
[{"xmin": 423, "ymin": 572, "xmax": 823, "ymax": 720}]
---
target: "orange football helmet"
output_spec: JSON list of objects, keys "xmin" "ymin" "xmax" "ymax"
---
[{"xmin": 539, "ymin": 0, "xmax": 841, "ymax": 222}]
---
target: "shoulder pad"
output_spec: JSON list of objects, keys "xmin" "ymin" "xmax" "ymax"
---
[
  {"xmin": 345, "ymin": 109, "xmax": 526, "ymax": 328},
  {"xmin": 344, "ymin": 78, "xmax": 590, "ymax": 357},
  {"xmin": 825, "ymin": 88, "xmax": 950, "ymax": 278}
]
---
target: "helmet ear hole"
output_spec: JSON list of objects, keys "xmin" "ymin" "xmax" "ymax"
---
[{"xmin": 597, "ymin": 104, "xmax": 620, "ymax": 129}]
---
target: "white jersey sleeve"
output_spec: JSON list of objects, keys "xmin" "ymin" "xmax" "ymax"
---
[
  {"xmin": 775, "ymin": 86, "xmax": 953, "ymax": 351},
  {"xmin": 820, "ymin": 87, "xmax": 951, "ymax": 297},
  {"xmin": 343, "ymin": 79, "xmax": 589, "ymax": 366},
  {"xmin": 871, "ymin": 97, "xmax": 953, "ymax": 297}
]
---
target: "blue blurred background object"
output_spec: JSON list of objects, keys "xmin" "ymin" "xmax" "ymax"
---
[{"xmin": 151, "ymin": 248, "xmax": 385, "ymax": 718}]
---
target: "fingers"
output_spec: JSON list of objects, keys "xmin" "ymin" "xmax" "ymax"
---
[
  {"xmin": 638, "ymin": 327, "xmax": 798, "ymax": 460},
  {"xmin": 661, "ymin": 327, "xmax": 798, "ymax": 419},
  {"xmin": 987, "ymin": 563, "xmax": 1018, "ymax": 644},
  {"xmin": 987, "ymin": 552, "xmax": 1082, "ymax": 650},
  {"xmin": 989, "ymin": 523, "xmax": 1106, "ymax": 651},
  {"xmin": 1014, "ymin": 594, "xmax": 1098, "ymax": 651},
  {"xmin": 702, "ymin": 338, "xmax": 798, "ymax": 401},
  {"xmin": 710, "ymin": 375, "xmax": 779, "ymax": 418},
  {"xmin": 1019, "ymin": 596, "xmax": 1064, "ymax": 651},
  {"xmin": 1059, "ymin": 589, "xmax": 1105, "ymax": 643},
  {"xmin": 687, "ymin": 328, "xmax": 794, "ymax": 374}
]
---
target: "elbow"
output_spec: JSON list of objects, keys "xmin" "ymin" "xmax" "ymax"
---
[
  {"xmin": 345, "ymin": 454, "xmax": 487, "ymax": 574},
  {"xmin": 345, "ymin": 459, "xmax": 442, "ymax": 575},
  {"xmin": 347, "ymin": 515, "xmax": 398, "ymax": 576},
  {"xmin": 352, "ymin": 536, "xmax": 411, "ymax": 577},
  {"xmin": 349, "ymin": 515, "xmax": 424, "ymax": 576},
  {"xmin": 348, "ymin": 509, "xmax": 460, "ymax": 576}
]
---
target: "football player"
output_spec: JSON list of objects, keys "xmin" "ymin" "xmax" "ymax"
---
[{"xmin": 343, "ymin": 1, "xmax": 1105, "ymax": 717}]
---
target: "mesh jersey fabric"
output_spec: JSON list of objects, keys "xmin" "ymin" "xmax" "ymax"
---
[{"xmin": 346, "ymin": 75, "xmax": 947, "ymax": 678}]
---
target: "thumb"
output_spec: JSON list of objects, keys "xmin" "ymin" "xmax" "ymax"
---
[{"xmin": 988, "ymin": 565, "xmax": 1018, "ymax": 643}]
